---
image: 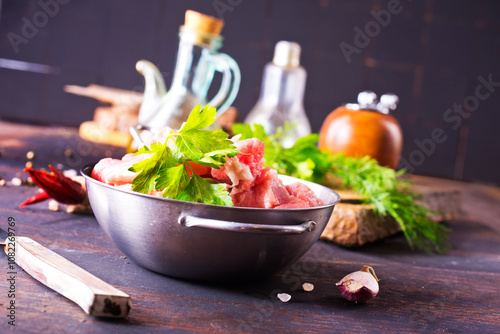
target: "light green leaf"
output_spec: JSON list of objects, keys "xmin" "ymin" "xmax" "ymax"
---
[
  {"xmin": 129, "ymin": 142, "xmax": 172, "ymax": 194},
  {"xmin": 177, "ymin": 173, "xmax": 233, "ymax": 206},
  {"xmin": 176, "ymin": 129, "xmax": 237, "ymax": 160},
  {"xmin": 208, "ymin": 183, "xmax": 234, "ymax": 206},
  {"xmin": 232, "ymin": 123, "xmax": 267, "ymax": 141},
  {"xmin": 129, "ymin": 105, "xmax": 238, "ymax": 206},
  {"xmin": 294, "ymin": 159, "xmax": 315, "ymax": 180},
  {"xmin": 155, "ymin": 164, "xmax": 190, "ymax": 199},
  {"xmin": 179, "ymin": 104, "xmax": 216, "ymax": 133}
]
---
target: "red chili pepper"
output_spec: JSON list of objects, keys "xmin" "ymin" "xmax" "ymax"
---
[
  {"xmin": 20, "ymin": 165, "xmax": 86, "ymax": 208},
  {"xmin": 19, "ymin": 191, "xmax": 51, "ymax": 208}
]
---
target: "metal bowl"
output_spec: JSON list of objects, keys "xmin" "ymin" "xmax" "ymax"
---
[{"xmin": 81, "ymin": 164, "xmax": 340, "ymax": 282}]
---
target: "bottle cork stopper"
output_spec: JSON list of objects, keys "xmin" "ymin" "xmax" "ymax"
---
[{"xmin": 184, "ymin": 10, "xmax": 224, "ymax": 35}]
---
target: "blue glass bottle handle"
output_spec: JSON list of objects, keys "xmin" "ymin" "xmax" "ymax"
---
[{"xmin": 206, "ymin": 53, "xmax": 241, "ymax": 116}]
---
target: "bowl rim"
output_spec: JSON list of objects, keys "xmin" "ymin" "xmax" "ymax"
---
[{"xmin": 81, "ymin": 163, "xmax": 341, "ymax": 212}]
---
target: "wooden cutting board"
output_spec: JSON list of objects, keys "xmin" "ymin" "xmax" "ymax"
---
[{"xmin": 320, "ymin": 175, "xmax": 462, "ymax": 247}]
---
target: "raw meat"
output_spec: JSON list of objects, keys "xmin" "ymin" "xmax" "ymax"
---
[
  {"xmin": 212, "ymin": 138, "xmax": 323, "ymax": 209},
  {"xmin": 91, "ymin": 153, "xmax": 149, "ymax": 186},
  {"xmin": 230, "ymin": 168, "xmax": 323, "ymax": 209},
  {"xmin": 92, "ymin": 136, "xmax": 323, "ymax": 209},
  {"xmin": 211, "ymin": 138, "xmax": 266, "ymax": 190},
  {"xmin": 284, "ymin": 182, "xmax": 323, "ymax": 208}
]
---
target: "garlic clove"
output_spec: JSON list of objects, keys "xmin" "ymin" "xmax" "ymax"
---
[
  {"xmin": 277, "ymin": 293, "xmax": 291, "ymax": 302},
  {"xmin": 336, "ymin": 265, "xmax": 379, "ymax": 303}
]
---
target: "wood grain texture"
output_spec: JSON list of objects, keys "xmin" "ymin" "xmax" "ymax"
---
[
  {"xmin": 11, "ymin": 236, "xmax": 131, "ymax": 318},
  {"xmin": 1, "ymin": 121, "xmax": 499, "ymax": 333}
]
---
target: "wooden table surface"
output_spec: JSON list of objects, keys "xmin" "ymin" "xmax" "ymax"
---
[{"xmin": 1, "ymin": 121, "xmax": 499, "ymax": 333}]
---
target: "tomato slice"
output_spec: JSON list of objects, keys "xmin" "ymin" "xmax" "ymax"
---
[{"xmin": 186, "ymin": 162, "xmax": 212, "ymax": 177}]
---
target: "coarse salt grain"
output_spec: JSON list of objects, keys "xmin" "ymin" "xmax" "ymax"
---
[
  {"xmin": 48, "ymin": 200, "xmax": 59, "ymax": 212},
  {"xmin": 302, "ymin": 283, "xmax": 314, "ymax": 292},
  {"xmin": 63, "ymin": 169, "xmax": 77, "ymax": 178},
  {"xmin": 277, "ymin": 293, "xmax": 291, "ymax": 303},
  {"xmin": 11, "ymin": 177, "xmax": 22, "ymax": 186}
]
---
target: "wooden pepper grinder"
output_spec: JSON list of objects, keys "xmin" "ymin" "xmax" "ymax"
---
[{"xmin": 318, "ymin": 91, "xmax": 403, "ymax": 169}]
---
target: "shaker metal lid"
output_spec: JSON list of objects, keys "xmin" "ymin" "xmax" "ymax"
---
[
  {"xmin": 273, "ymin": 41, "xmax": 301, "ymax": 68},
  {"xmin": 345, "ymin": 91, "xmax": 399, "ymax": 114}
]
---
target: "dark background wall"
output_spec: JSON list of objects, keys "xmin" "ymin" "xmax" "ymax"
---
[{"xmin": 1, "ymin": 0, "xmax": 499, "ymax": 185}]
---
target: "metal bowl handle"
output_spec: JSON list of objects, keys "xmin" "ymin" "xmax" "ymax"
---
[{"xmin": 179, "ymin": 215, "xmax": 316, "ymax": 235}]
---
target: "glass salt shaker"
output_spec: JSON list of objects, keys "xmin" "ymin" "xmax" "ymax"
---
[{"xmin": 244, "ymin": 41, "xmax": 311, "ymax": 147}]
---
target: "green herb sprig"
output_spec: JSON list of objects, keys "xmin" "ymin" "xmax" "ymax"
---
[
  {"xmin": 233, "ymin": 123, "xmax": 450, "ymax": 254},
  {"xmin": 329, "ymin": 154, "xmax": 450, "ymax": 254},
  {"xmin": 129, "ymin": 105, "xmax": 238, "ymax": 206}
]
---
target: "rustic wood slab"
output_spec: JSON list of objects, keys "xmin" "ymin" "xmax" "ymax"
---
[
  {"xmin": 79, "ymin": 120, "xmax": 133, "ymax": 148},
  {"xmin": 67, "ymin": 85, "xmax": 142, "ymax": 147},
  {"xmin": 64, "ymin": 84, "xmax": 143, "ymax": 108},
  {"xmin": 321, "ymin": 176, "xmax": 462, "ymax": 247}
]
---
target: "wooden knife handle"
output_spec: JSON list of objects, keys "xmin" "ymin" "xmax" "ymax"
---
[{"xmin": 9, "ymin": 236, "xmax": 131, "ymax": 318}]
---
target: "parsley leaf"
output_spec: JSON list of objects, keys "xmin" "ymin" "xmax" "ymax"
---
[
  {"xmin": 128, "ymin": 142, "xmax": 175, "ymax": 194},
  {"xmin": 129, "ymin": 105, "xmax": 238, "ymax": 205},
  {"xmin": 155, "ymin": 164, "xmax": 190, "ymax": 199},
  {"xmin": 179, "ymin": 104, "xmax": 215, "ymax": 132},
  {"xmin": 176, "ymin": 105, "xmax": 238, "ymax": 167},
  {"xmin": 177, "ymin": 173, "xmax": 233, "ymax": 206}
]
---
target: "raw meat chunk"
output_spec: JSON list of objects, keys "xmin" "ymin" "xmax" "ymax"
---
[
  {"xmin": 231, "ymin": 168, "xmax": 323, "ymax": 209},
  {"xmin": 211, "ymin": 138, "xmax": 266, "ymax": 190},
  {"xmin": 91, "ymin": 153, "xmax": 149, "ymax": 186},
  {"xmin": 285, "ymin": 182, "xmax": 323, "ymax": 207},
  {"xmin": 231, "ymin": 168, "xmax": 290, "ymax": 208},
  {"xmin": 211, "ymin": 138, "xmax": 323, "ymax": 209}
]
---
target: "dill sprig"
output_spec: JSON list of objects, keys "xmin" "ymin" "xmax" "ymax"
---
[{"xmin": 329, "ymin": 154, "xmax": 450, "ymax": 254}]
